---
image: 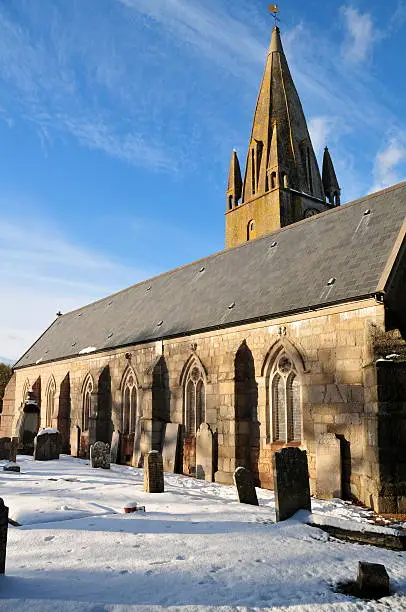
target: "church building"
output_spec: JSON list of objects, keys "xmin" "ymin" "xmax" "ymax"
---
[{"xmin": 1, "ymin": 25, "xmax": 405, "ymax": 514}]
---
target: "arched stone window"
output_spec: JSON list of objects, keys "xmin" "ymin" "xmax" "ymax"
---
[
  {"xmin": 247, "ymin": 219, "xmax": 256, "ymax": 241},
  {"xmin": 45, "ymin": 377, "xmax": 56, "ymax": 427},
  {"xmin": 184, "ymin": 362, "xmax": 206, "ymax": 436},
  {"xmin": 270, "ymin": 353, "xmax": 301, "ymax": 442},
  {"xmin": 122, "ymin": 369, "xmax": 138, "ymax": 435},
  {"xmin": 271, "ymin": 171, "xmax": 277, "ymax": 189},
  {"xmin": 82, "ymin": 375, "xmax": 93, "ymax": 432}
]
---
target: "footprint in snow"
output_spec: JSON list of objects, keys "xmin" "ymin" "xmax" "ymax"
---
[
  {"xmin": 209, "ymin": 565, "xmax": 223, "ymax": 573},
  {"xmin": 176, "ymin": 555, "xmax": 186, "ymax": 561},
  {"xmin": 44, "ymin": 536, "xmax": 55, "ymax": 542}
]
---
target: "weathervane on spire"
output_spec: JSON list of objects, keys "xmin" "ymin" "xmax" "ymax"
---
[{"xmin": 268, "ymin": 4, "xmax": 280, "ymax": 27}]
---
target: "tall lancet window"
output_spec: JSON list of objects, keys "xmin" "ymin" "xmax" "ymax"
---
[
  {"xmin": 270, "ymin": 354, "xmax": 301, "ymax": 443},
  {"xmin": 122, "ymin": 370, "xmax": 138, "ymax": 435},
  {"xmin": 45, "ymin": 377, "xmax": 56, "ymax": 428},
  {"xmin": 184, "ymin": 363, "xmax": 206, "ymax": 436},
  {"xmin": 82, "ymin": 376, "xmax": 93, "ymax": 432}
]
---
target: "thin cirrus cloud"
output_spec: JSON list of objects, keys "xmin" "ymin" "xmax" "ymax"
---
[
  {"xmin": 341, "ymin": 6, "xmax": 376, "ymax": 64},
  {"xmin": 0, "ymin": 213, "xmax": 152, "ymax": 359}
]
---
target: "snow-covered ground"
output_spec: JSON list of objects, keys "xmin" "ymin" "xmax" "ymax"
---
[{"xmin": 0, "ymin": 455, "xmax": 405, "ymax": 611}]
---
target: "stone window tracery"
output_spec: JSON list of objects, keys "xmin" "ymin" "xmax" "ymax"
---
[
  {"xmin": 82, "ymin": 376, "xmax": 93, "ymax": 432},
  {"xmin": 270, "ymin": 354, "xmax": 301, "ymax": 442},
  {"xmin": 184, "ymin": 363, "xmax": 206, "ymax": 436},
  {"xmin": 122, "ymin": 370, "xmax": 138, "ymax": 435},
  {"xmin": 45, "ymin": 377, "xmax": 56, "ymax": 428}
]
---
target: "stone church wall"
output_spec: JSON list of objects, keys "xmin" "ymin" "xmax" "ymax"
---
[{"xmin": 2, "ymin": 299, "xmax": 403, "ymax": 511}]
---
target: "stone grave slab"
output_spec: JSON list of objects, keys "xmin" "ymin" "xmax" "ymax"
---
[
  {"xmin": 0, "ymin": 438, "xmax": 11, "ymax": 461},
  {"xmin": 34, "ymin": 430, "xmax": 61, "ymax": 461},
  {"xmin": 273, "ymin": 447, "xmax": 311, "ymax": 522},
  {"xmin": 9, "ymin": 438, "xmax": 19, "ymax": 463},
  {"xmin": 0, "ymin": 498, "xmax": 8, "ymax": 574},
  {"xmin": 144, "ymin": 450, "xmax": 164, "ymax": 493},
  {"xmin": 162, "ymin": 423, "xmax": 181, "ymax": 473},
  {"xmin": 3, "ymin": 463, "xmax": 20, "ymax": 473},
  {"xmin": 110, "ymin": 431, "xmax": 121, "ymax": 464},
  {"xmin": 196, "ymin": 423, "xmax": 214, "ymax": 482},
  {"xmin": 316, "ymin": 433, "xmax": 342, "ymax": 500},
  {"xmin": 90, "ymin": 442, "xmax": 111, "ymax": 469},
  {"xmin": 357, "ymin": 562, "xmax": 390, "ymax": 599},
  {"xmin": 233, "ymin": 467, "xmax": 259, "ymax": 506},
  {"xmin": 70, "ymin": 426, "xmax": 81, "ymax": 458}
]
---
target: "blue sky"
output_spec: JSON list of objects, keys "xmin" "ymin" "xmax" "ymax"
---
[{"xmin": 1, "ymin": 0, "xmax": 405, "ymax": 360}]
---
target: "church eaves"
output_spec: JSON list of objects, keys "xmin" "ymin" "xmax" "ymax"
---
[{"xmin": 14, "ymin": 183, "xmax": 406, "ymax": 369}]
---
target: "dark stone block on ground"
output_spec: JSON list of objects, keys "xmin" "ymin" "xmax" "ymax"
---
[
  {"xmin": 90, "ymin": 442, "xmax": 111, "ymax": 469},
  {"xmin": 3, "ymin": 463, "xmax": 20, "ymax": 473},
  {"xmin": 273, "ymin": 447, "xmax": 311, "ymax": 522},
  {"xmin": 357, "ymin": 562, "xmax": 390, "ymax": 599},
  {"xmin": 233, "ymin": 467, "xmax": 259, "ymax": 506},
  {"xmin": 34, "ymin": 431, "xmax": 61, "ymax": 461},
  {"xmin": 9, "ymin": 438, "xmax": 18, "ymax": 463},
  {"xmin": 144, "ymin": 450, "xmax": 164, "ymax": 493},
  {"xmin": 0, "ymin": 498, "xmax": 9, "ymax": 574}
]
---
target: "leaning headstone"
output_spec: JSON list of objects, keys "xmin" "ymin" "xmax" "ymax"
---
[
  {"xmin": 357, "ymin": 562, "xmax": 390, "ymax": 599},
  {"xmin": 0, "ymin": 498, "xmax": 9, "ymax": 574},
  {"xmin": 9, "ymin": 438, "xmax": 19, "ymax": 463},
  {"xmin": 273, "ymin": 447, "xmax": 311, "ymax": 522},
  {"xmin": 233, "ymin": 467, "xmax": 259, "ymax": 506},
  {"xmin": 0, "ymin": 438, "xmax": 11, "ymax": 461},
  {"xmin": 162, "ymin": 423, "xmax": 182, "ymax": 473},
  {"xmin": 110, "ymin": 431, "xmax": 121, "ymax": 465},
  {"xmin": 316, "ymin": 433, "xmax": 342, "ymax": 500},
  {"xmin": 144, "ymin": 450, "xmax": 164, "ymax": 493},
  {"xmin": 196, "ymin": 423, "xmax": 214, "ymax": 481},
  {"xmin": 70, "ymin": 426, "xmax": 81, "ymax": 458},
  {"xmin": 34, "ymin": 429, "xmax": 61, "ymax": 461},
  {"xmin": 90, "ymin": 442, "xmax": 111, "ymax": 469}
]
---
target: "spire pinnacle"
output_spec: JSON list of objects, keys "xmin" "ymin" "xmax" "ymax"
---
[{"xmin": 322, "ymin": 147, "xmax": 341, "ymax": 206}]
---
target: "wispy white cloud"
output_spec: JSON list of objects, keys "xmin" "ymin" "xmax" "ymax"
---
[
  {"xmin": 0, "ymin": 208, "xmax": 152, "ymax": 359},
  {"xmin": 370, "ymin": 136, "xmax": 406, "ymax": 193},
  {"xmin": 341, "ymin": 6, "xmax": 376, "ymax": 64},
  {"xmin": 308, "ymin": 116, "xmax": 344, "ymax": 157}
]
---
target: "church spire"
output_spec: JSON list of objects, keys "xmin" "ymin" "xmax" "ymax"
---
[
  {"xmin": 322, "ymin": 147, "xmax": 341, "ymax": 206},
  {"xmin": 225, "ymin": 23, "xmax": 334, "ymax": 249},
  {"xmin": 226, "ymin": 150, "xmax": 242, "ymax": 211}
]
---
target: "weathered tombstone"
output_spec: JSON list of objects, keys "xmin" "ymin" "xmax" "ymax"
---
[
  {"xmin": 0, "ymin": 438, "xmax": 11, "ymax": 460},
  {"xmin": 90, "ymin": 442, "xmax": 111, "ymax": 469},
  {"xmin": 34, "ymin": 430, "xmax": 61, "ymax": 461},
  {"xmin": 144, "ymin": 450, "xmax": 164, "ymax": 493},
  {"xmin": 9, "ymin": 438, "xmax": 19, "ymax": 463},
  {"xmin": 196, "ymin": 423, "xmax": 214, "ymax": 481},
  {"xmin": 357, "ymin": 562, "xmax": 390, "ymax": 599},
  {"xmin": 162, "ymin": 423, "xmax": 182, "ymax": 473},
  {"xmin": 70, "ymin": 426, "xmax": 81, "ymax": 458},
  {"xmin": 0, "ymin": 498, "xmax": 9, "ymax": 574},
  {"xmin": 273, "ymin": 447, "xmax": 311, "ymax": 522},
  {"xmin": 233, "ymin": 467, "xmax": 259, "ymax": 506},
  {"xmin": 110, "ymin": 431, "xmax": 121, "ymax": 465},
  {"xmin": 316, "ymin": 433, "xmax": 342, "ymax": 500}
]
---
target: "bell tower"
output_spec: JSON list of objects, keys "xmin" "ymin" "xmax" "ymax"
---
[{"xmin": 225, "ymin": 24, "xmax": 340, "ymax": 249}]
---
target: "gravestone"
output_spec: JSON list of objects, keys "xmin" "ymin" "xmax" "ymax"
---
[
  {"xmin": 162, "ymin": 423, "xmax": 182, "ymax": 473},
  {"xmin": 3, "ymin": 463, "xmax": 20, "ymax": 473},
  {"xmin": 273, "ymin": 447, "xmax": 311, "ymax": 522},
  {"xmin": 144, "ymin": 450, "xmax": 164, "ymax": 493},
  {"xmin": 196, "ymin": 423, "xmax": 214, "ymax": 481},
  {"xmin": 34, "ymin": 430, "xmax": 61, "ymax": 461},
  {"xmin": 0, "ymin": 498, "xmax": 9, "ymax": 574},
  {"xmin": 0, "ymin": 438, "xmax": 11, "ymax": 461},
  {"xmin": 9, "ymin": 438, "xmax": 19, "ymax": 463},
  {"xmin": 233, "ymin": 467, "xmax": 259, "ymax": 506},
  {"xmin": 90, "ymin": 442, "xmax": 111, "ymax": 469},
  {"xmin": 316, "ymin": 433, "xmax": 342, "ymax": 500},
  {"xmin": 70, "ymin": 426, "xmax": 81, "ymax": 458},
  {"xmin": 110, "ymin": 431, "xmax": 121, "ymax": 464},
  {"xmin": 357, "ymin": 562, "xmax": 390, "ymax": 599}
]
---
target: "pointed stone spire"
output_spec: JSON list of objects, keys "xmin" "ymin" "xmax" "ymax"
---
[
  {"xmin": 322, "ymin": 147, "xmax": 341, "ymax": 206},
  {"xmin": 225, "ymin": 24, "xmax": 333, "ymax": 249},
  {"xmin": 226, "ymin": 149, "xmax": 242, "ymax": 210},
  {"xmin": 241, "ymin": 26, "xmax": 324, "ymax": 204}
]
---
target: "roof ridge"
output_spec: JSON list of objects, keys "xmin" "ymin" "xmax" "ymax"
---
[{"xmin": 58, "ymin": 181, "xmax": 406, "ymax": 320}]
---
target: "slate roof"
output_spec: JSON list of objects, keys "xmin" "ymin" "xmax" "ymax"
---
[{"xmin": 14, "ymin": 183, "xmax": 406, "ymax": 369}]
